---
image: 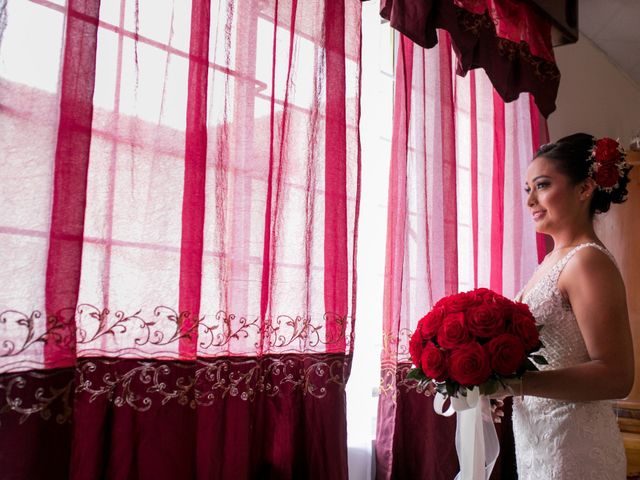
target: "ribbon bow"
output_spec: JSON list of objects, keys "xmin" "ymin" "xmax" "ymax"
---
[{"xmin": 434, "ymin": 388, "xmax": 500, "ymax": 480}]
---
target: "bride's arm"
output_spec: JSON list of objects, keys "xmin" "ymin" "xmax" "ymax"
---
[{"xmin": 522, "ymin": 248, "xmax": 635, "ymax": 401}]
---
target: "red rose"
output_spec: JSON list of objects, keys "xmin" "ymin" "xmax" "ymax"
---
[
  {"xmin": 421, "ymin": 306, "xmax": 446, "ymax": 339},
  {"xmin": 433, "ymin": 297, "xmax": 447, "ymax": 309},
  {"xmin": 512, "ymin": 302, "xmax": 531, "ymax": 316},
  {"xmin": 448, "ymin": 342, "xmax": 491, "ymax": 385},
  {"xmin": 476, "ymin": 288, "xmax": 495, "ymax": 300},
  {"xmin": 437, "ymin": 312, "xmax": 472, "ymax": 349},
  {"xmin": 443, "ymin": 293, "xmax": 477, "ymax": 313},
  {"xmin": 595, "ymin": 162, "xmax": 620, "ymax": 189},
  {"xmin": 421, "ymin": 342, "xmax": 448, "ymax": 382},
  {"xmin": 508, "ymin": 305, "xmax": 540, "ymax": 351},
  {"xmin": 467, "ymin": 304, "xmax": 505, "ymax": 338},
  {"xmin": 409, "ymin": 326, "xmax": 424, "ymax": 367},
  {"xmin": 493, "ymin": 294, "xmax": 515, "ymax": 309},
  {"xmin": 484, "ymin": 333, "xmax": 526, "ymax": 375},
  {"xmin": 593, "ymin": 138, "xmax": 621, "ymax": 164}
]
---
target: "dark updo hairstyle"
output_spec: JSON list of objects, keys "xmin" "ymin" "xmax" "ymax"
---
[{"xmin": 534, "ymin": 133, "xmax": 632, "ymax": 215}]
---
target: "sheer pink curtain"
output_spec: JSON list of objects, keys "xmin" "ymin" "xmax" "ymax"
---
[
  {"xmin": 0, "ymin": 1, "xmax": 361, "ymax": 478},
  {"xmin": 375, "ymin": 32, "xmax": 548, "ymax": 479}
]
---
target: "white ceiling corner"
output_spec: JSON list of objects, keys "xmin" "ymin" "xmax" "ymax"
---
[{"xmin": 577, "ymin": 0, "xmax": 640, "ymax": 87}]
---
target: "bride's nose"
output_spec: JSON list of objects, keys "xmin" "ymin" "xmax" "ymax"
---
[{"xmin": 527, "ymin": 189, "xmax": 537, "ymax": 207}]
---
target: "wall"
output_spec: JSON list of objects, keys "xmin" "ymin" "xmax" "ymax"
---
[{"xmin": 547, "ymin": 35, "xmax": 640, "ymax": 146}]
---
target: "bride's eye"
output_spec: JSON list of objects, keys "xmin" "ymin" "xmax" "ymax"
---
[
  {"xmin": 536, "ymin": 182, "xmax": 549, "ymax": 190},
  {"xmin": 524, "ymin": 186, "xmax": 531, "ymax": 194}
]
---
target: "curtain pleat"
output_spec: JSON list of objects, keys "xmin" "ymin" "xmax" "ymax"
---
[{"xmin": 375, "ymin": 31, "xmax": 545, "ymax": 480}]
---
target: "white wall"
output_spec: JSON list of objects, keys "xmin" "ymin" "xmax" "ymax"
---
[{"xmin": 547, "ymin": 35, "xmax": 640, "ymax": 146}]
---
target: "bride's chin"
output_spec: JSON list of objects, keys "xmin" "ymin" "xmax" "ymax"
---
[{"xmin": 533, "ymin": 223, "xmax": 549, "ymax": 235}]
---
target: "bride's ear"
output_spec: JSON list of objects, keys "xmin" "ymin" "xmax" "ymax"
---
[{"xmin": 579, "ymin": 178, "xmax": 597, "ymax": 200}]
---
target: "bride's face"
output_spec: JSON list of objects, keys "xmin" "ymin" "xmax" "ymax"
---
[{"xmin": 524, "ymin": 156, "xmax": 589, "ymax": 234}]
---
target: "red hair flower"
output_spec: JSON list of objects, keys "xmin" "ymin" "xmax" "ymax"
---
[{"xmin": 588, "ymin": 137, "xmax": 629, "ymax": 192}]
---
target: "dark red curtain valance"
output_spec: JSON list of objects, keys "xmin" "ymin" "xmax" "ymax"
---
[{"xmin": 378, "ymin": 0, "xmax": 560, "ymax": 117}]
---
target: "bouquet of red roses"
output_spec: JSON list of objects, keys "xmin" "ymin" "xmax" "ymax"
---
[{"xmin": 408, "ymin": 288, "xmax": 546, "ymax": 397}]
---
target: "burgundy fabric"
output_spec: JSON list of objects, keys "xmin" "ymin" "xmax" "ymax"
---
[
  {"xmin": 69, "ymin": 356, "xmax": 349, "ymax": 480},
  {"xmin": 375, "ymin": 30, "xmax": 545, "ymax": 480},
  {"xmin": 380, "ymin": 366, "xmax": 459, "ymax": 480},
  {"xmin": 0, "ymin": 0, "xmax": 361, "ymax": 478},
  {"xmin": 385, "ymin": 382, "xmax": 517, "ymax": 480},
  {"xmin": 379, "ymin": 0, "xmax": 561, "ymax": 117},
  {"xmin": 0, "ymin": 368, "xmax": 74, "ymax": 480},
  {"xmin": 0, "ymin": 356, "xmax": 349, "ymax": 480}
]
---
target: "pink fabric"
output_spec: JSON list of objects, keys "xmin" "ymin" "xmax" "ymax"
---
[
  {"xmin": 375, "ymin": 31, "xmax": 545, "ymax": 479},
  {"xmin": 45, "ymin": 0, "xmax": 101, "ymax": 370},
  {"xmin": 439, "ymin": 34, "xmax": 459, "ymax": 295},
  {"xmin": 178, "ymin": 0, "xmax": 211, "ymax": 359},
  {"xmin": 529, "ymin": 94, "xmax": 552, "ymax": 262},
  {"xmin": 0, "ymin": 0, "xmax": 361, "ymax": 369},
  {"xmin": 377, "ymin": 36, "xmax": 414, "ymax": 473},
  {"xmin": 490, "ymin": 90, "xmax": 505, "ymax": 293},
  {"xmin": 470, "ymin": 70, "xmax": 480, "ymax": 287},
  {"xmin": 324, "ymin": 0, "xmax": 350, "ymax": 353},
  {"xmin": 0, "ymin": 0, "xmax": 361, "ymax": 478}
]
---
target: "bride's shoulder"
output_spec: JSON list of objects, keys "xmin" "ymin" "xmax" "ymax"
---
[
  {"xmin": 559, "ymin": 244, "xmax": 623, "ymax": 294},
  {"xmin": 570, "ymin": 244, "xmax": 616, "ymax": 268}
]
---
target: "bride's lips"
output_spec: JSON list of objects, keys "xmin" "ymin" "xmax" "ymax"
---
[{"xmin": 532, "ymin": 210, "xmax": 546, "ymax": 221}]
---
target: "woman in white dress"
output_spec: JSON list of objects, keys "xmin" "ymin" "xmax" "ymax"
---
[{"xmin": 503, "ymin": 133, "xmax": 634, "ymax": 479}]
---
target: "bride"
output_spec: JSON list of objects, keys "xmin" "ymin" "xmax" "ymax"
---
[{"xmin": 501, "ymin": 133, "xmax": 634, "ymax": 479}]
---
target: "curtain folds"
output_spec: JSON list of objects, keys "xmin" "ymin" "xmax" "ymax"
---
[
  {"xmin": 379, "ymin": 0, "xmax": 561, "ymax": 118},
  {"xmin": 375, "ymin": 31, "xmax": 547, "ymax": 479},
  {"xmin": 0, "ymin": 0, "xmax": 361, "ymax": 478}
]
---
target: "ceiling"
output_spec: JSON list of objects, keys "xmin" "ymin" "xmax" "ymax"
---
[{"xmin": 578, "ymin": 0, "xmax": 640, "ymax": 87}]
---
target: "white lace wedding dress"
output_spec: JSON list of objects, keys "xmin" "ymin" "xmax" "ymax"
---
[{"xmin": 512, "ymin": 243, "xmax": 627, "ymax": 479}]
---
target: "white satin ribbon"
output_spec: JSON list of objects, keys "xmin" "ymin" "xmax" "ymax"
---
[{"xmin": 433, "ymin": 388, "xmax": 499, "ymax": 480}]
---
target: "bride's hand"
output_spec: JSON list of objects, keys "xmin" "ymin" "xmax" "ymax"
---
[
  {"xmin": 487, "ymin": 377, "xmax": 523, "ymax": 400},
  {"xmin": 423, "ymin": 381, "xmax": 436, "ymax": 396},
  {"xmin": 490, "ymin": 399, "xmax": 505, "ymax": 423}
]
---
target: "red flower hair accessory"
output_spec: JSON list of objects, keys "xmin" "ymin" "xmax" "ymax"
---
[{"xmin": 588, "ymin": 137, "xmax": 629, "ymax": 192}]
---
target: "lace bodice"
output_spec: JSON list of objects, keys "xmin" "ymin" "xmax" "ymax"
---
[
  {"xmin": 512, "ymin": 243, "xmax": 626, "ymax": 480},
  {"xmin": 515, "ymin": 243, "xmax": 607, "ymax": 371}
]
